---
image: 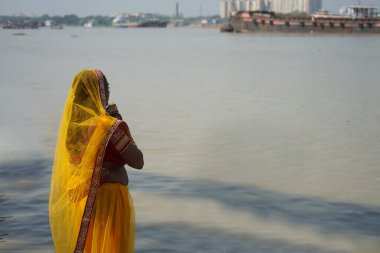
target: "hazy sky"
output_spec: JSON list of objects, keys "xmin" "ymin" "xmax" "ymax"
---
[{"xmin": 0, "ymin": 0, "xmax": 379, "ymax": 17}]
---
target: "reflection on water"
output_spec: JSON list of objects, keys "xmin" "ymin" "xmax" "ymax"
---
[
  {"xmin": 0, "ymin": 160, "xmax": 52, "ymax": 252},
  {"xmin": 1, "ymin": 159, "xmax": 379, "ymax": 252},
  {"xmin": 0, "ymin": 195, "xmax": 11, "ymax": 243},
  {"xmin": 131, "ymin": 172, "xmax": 380, "ymax": 237},
  {"xmin": 0, "ymin": 195, "xmax": 9, "ymax": 243},
  {"xmin": 136, "ymin": 223, "xmax": 347, "ymax": 253}
]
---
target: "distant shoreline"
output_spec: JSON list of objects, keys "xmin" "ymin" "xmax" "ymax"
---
[{"xmin": 0, "ymin": 13, "xmax": 225, "ymax": 29}]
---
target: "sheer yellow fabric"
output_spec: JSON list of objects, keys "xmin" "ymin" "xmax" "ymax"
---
[
  {"xmin": 49, "ymin": 70, "xmax": 117, "ymax": 252},
  {"xmin": 85, "ymin": 184, "xmax": 135, "ymax": 253}
]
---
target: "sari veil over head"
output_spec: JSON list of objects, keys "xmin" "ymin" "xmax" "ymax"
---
[{"xmin": 49, "ymin": 69, "xmax": 119, "ymax": 253}]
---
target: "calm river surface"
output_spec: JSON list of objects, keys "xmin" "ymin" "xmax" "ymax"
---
[{"xmin": 1, "ymin": 27, "xmax": 380, "ymax": 252}]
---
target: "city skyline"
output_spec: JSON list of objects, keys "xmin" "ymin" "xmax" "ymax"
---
[{"xmin": 0, "ymin": 0, "xmax": 379, "ymax": 17}]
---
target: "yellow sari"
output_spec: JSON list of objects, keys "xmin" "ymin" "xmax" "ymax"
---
[{"xmin": 49, "ymin": 69, "xmax": 134, "ymax": 253}]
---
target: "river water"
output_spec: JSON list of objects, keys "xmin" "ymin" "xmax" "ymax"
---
[{"xmin": 0, "ymin": 27, "xmax": 380, "ymax": 252}]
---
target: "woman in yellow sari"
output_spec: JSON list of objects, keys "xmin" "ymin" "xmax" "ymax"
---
[{"xmin": 49, "ymin": 69, "xmax": 144, "ymax": 253}]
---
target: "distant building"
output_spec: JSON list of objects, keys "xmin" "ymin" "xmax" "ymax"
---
[
  {"xmin": 45, "ymin": 20, "xmax": 52, "ymax": 27},
  {"xmin": 271, "ymin": 0, "xmax": 322, "ymax": 14},
  {"xmin": 176, "ymin": 2, "xmax": 179, "ymax": 18},
  {"xmin": 220, "ymin": 0, "xmax": 270, "ymax": 18},
  {"xmin": 84, "ymin": 20, "xmax": 93, "ymax": 28},
  {"xmin": 345, "ymin": 5, "xmax": 378, "ymax": 17},
  {"xmin": 220, "ymin": 1, "xmax": 228, "ymax": 18}
]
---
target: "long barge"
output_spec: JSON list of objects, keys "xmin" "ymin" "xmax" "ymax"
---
[{"xmin": 224, "ymin": 5, "xmax": 380, "ymax": 34}]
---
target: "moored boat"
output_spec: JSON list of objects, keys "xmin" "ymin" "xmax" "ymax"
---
[
  {"xmin": 224, "ymin": 5, "xmax": 380, "ymax": 34},
  {"xmin": 138, "ymin": 20, "xmax": 168, "ymax": 27},
  {"xmin": 220, "ymin": 23, "xmax": 234, "ymax": 32}
]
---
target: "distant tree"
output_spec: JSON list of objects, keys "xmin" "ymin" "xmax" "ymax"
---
[
  {"xmin": 92, "ymin": 16, "xmax": 113, "ymax": 26},
  {"xmin": 209, "ymin": 15, "xmax": 221, "ymax": 19},
  {"xmin": 41, "ymin": 14, "xmax": 50, "ymax": 20},
  {"xmin": 63, "ymin": 14, "xmax": 81, "ymax": 25},
  {"xmin": 50, "ymin": 15, "xmax": 64, "ymax": 25},
  {"xmin": 50, "ymin": 14, "xmax": 81, "ymax": 25}
]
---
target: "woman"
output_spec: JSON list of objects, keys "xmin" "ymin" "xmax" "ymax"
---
[{"xmin": 49, "ymin": 69, "xmax": 144, "ymax": 253}]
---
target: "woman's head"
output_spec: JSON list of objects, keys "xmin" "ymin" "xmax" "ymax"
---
[
  {"xmin": 66, "ymin": 69, "xmax": 111, "ymax": 159},
  {"xmin": 72, "ymin": 69, "xmax": 109, "ymax": 110}
]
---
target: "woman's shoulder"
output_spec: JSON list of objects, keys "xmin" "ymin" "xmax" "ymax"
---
[{"xmin": 116, "ymin": 120, "xmax": 128, "ymax": 130}]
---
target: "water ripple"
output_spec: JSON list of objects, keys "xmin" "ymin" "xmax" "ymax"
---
[
  {"xmin": 136, "ymin": 223, "xmax": 348, "ymax": 253},
  {"xmin": 0, "ymin": 196, "xmax": 12, "ymax": 243},
  {"xmin": 1, "ymin": 159, "xmax": 380, "ymax": 253},
  {"xmin": 130, "ymin": 171, "xmax": 380, "ymax": 237}
]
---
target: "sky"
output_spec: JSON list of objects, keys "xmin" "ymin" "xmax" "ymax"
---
[{"xmin": 0, "ymin": 0, "xmax": 379, "ymax": 17}]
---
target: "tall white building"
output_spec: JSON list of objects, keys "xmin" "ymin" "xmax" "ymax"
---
[
  {"xmin": 220, "ymin": 0, "xmax": 270, "ymax": 18},
  {"xmin": 271, "ymin": 0, "xmax": 322, "ymax": 14},
  {"xmin": 272, "ymin": 0, "xmax": 287, "ymax": 13},
  {"xmin": 245, "ymin": 1, "xmax": 252, "ymax": 11},
  {"xmin": 220, "ymin": 1, "xmax": 228, "ymax": 18}
]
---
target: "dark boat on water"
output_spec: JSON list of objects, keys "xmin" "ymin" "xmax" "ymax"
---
[
  {"xmin": 138, "ymin": 20, "xmax": 168, "ymax": 28},
  {"xmin": 220, "ymin": 23, "xmax": 234, "ymax": 32},
  {"xmin": 112, "ymin": 15, "xmax": 168, "ymax": 28},
  {"xmin": 224, "ymin": 5, "xmax": 380, "ymax": 34}
]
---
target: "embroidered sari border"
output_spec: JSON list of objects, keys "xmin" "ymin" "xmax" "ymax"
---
[
  {"xmin": 93, "ymin": 69, "xmax": 107, "ymax": 108},
  {"xmin": 74, "ymin": 120, "xmax": 122, "ymax": 253}
]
